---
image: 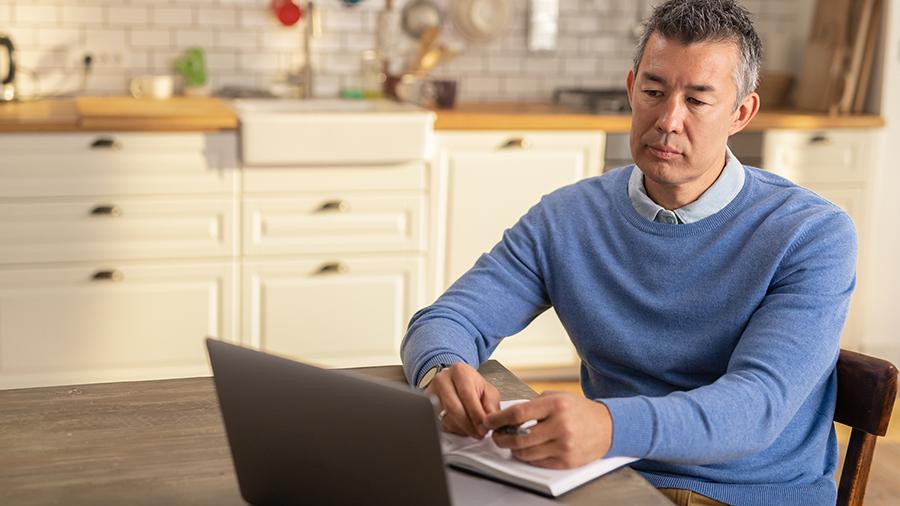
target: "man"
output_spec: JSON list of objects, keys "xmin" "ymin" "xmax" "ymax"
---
[{"xmin": 401, "ymin": 1, "xmax": 856, "ymax": 504}]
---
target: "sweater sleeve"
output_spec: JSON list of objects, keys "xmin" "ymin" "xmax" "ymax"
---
[
  {"xmin": 401, "ymin": 199, "xmax": 552, "ymax": 386},
  {"xmin": 602, "ymin": 211, "xmax": 857, "ymax": 464}
]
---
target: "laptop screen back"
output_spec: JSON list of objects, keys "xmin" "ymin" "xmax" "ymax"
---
[{"xmin": 206, "ymin": 339, "xmax": 452, "ymax": 506}]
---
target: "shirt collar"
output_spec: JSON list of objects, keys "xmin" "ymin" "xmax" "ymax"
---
[{"xmin": 627, "ymin": 146, "xmax": 745, "ymax": 224}]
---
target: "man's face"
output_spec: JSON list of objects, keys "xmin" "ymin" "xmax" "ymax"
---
[{"xmin": 627, "ymin": 33, "xmax": 754, "ymax": 203}]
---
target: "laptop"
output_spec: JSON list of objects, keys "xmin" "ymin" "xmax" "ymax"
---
[{"xmin": 206, "ymin": 338, "xmax": 557, "ymax": 506}]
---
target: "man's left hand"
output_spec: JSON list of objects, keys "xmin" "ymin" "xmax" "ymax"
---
[{"xmin": 484, "ymin": 391, "xmax": 613, "ymax": 469}]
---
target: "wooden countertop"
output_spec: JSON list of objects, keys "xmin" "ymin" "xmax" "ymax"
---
[
  {"xmin": 0, "ymin": 97, "xmax": 238, "ymax": 132},
  {"xmin": 0, "ymin": 360, "xmax": 671, "ymax": 506},
  {"xmin": 0, "ymin": 98, "xmax": 884, "ymax": 133},
  {"xmin": 433, "ymin": 102, "xmax": 886, "ymax": 132}
]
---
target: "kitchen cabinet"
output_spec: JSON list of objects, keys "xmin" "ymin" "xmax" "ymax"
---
[
  {"xmin": 762, "ymin": 129, "xmax": 876, "ymax": 350},
  {"xmin": 0, "ymin": 262, "xmax": 236, "ymax": 389},
  {"xmin": 243, "ymin": 255, "xmax": 424, "ymax": 368},
  {"xmin": 240, "ymin": 110, "xmax": 433, "ymax": 368},
  {"xmin": 431, "ymin": 131, "xmax": 605, "ymax": 370},
  {"xmin": 0, "ymin": 132, "xmax": 240, "ymax": 389}
]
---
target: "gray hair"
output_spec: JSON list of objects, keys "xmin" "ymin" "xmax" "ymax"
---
[{"xmin": 632, "ymin": 0, "xmax": 762, "ymax": 110}]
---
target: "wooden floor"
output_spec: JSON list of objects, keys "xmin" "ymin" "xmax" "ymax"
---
[{"xmin": 526, "ymin": 381, "xmax": 900, "ymax": 505}]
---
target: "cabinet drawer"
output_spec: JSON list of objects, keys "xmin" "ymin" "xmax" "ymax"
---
[
  {"xmin": 242, "ymin": 161, "xmax": 427, "ymax": 193},
  {"xmin": 244, "ymin": 194, "xmax": 426, "ymax": 256},
  {"xmin": 0, "ymin": 197, "xmax": 237, "ymax": 264},
  {"xmin": 242, "ymin": 255, "xmax": 424, "ymax": 367},
  {"xmin": 763, "ymin": 130, "xmax": 874, "ymax": 184},
  {"xmin": 0, "ymin": 261, "xmax": 237, "ymax": 389},
  {"xmin": 0, "ymin": 132, "xmax": 238, "ymax": 198}
]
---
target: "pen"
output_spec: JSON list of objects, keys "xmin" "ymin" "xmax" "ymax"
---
[{"xmin": 494, "ymin": 418, "xmax": 538, "ymax": 436}]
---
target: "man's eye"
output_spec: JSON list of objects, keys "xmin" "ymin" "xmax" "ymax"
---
[
  {"xmin": 687, "ymin": 97, "xmax": 706, "ymax": 106},
  {"xmin": 643, "ymin": 90, "xmax": 662, "ymax": 98}
]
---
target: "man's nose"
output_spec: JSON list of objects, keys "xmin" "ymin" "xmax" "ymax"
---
[{"xmin": 655, "ymin": 97, "xmax": 686, "ymax": 134}]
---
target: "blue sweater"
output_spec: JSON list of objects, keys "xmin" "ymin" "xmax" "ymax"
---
[{"xmin": 401, "ymin": 165, "xmax": 857, "ymax": 505}]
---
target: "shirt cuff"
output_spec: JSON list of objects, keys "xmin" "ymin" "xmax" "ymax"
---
[
  {"xmin": 412, "ymin": 353, "xmax": 466, "ymax": 387},
  {"xmin": 599, "ymin": 396, "xmax": 655, "ymax": 459}
]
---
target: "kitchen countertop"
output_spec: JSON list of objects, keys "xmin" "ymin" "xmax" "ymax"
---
[
  {"xmin": 0, "ymin": 97, "xmax": 885, "ymax": 133},
  {"xmin": 0, "ymin": 97, "xmax": 238, "ymax": 132},
  {"xmin": 433, "ymin": 102, "xmax": 886, "ymax": 131}
]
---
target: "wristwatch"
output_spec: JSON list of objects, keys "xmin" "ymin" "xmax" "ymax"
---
[{"xmin": 417, "ymin": 363, "xmax": 449, "ymax": 390}]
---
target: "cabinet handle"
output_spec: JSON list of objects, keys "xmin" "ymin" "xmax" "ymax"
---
[
  {"xmin": 315, "ymin": 262, "xmax": 348, "ymax": 275},
  {"xmin": 90, "ymin": 137, "xmax": 122, "ymax": 150},
  {"xmin": 90, "ymin": 204, "xmax": 123, "ymax": 217},
  {"xmin": 808, "ymin": 134, "xmax": 831, "ymax": 145},
  {"xmin": 316, "ymin": 200, "xmax": 349, "ymax": 213},
  {"xmin": 92, "ymin": 270, "xmax": 124, "ymax": 282},
  {"xmin": 500, "ymin": 137, "xmax": 532, "ymax": 150}
]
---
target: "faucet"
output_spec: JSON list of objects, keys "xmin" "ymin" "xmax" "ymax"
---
[{"xmin": 300, "ymin": 1, "xmax": 321, "ymax": 98}]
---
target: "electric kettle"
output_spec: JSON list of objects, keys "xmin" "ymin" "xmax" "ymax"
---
[{"xmin": 1, "ymin": 34, "xmax": 16, "ymax": 102}]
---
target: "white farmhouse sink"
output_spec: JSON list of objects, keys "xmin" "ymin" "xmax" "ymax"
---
[{"xmin": 232, "ymin": 99, "xmax": 434, "ymax": 166}]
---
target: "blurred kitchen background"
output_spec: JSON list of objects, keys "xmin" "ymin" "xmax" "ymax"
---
[
  {"xmin": 0, "ymin": 0, "xmax": 898, "ymax": 382},
  {"xmin": 1, "ymin": 0, "xmax": 811, "ymax": 102}
]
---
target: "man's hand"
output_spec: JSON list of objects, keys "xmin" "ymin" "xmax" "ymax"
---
[
  {"xmin": 485, "ymin": 391, "xmax": 613, "ymax": 469},
  {"xmin": 425, "ymin": 363, "xmax": 501, "ymax": 439}
]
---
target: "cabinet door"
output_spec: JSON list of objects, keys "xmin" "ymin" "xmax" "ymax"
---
[
  {"xmin": 244, "ymin": 193, "xmax": 426, "ymax": 256},
  {"xmin": 434, "ymin": 131, "xmax": 605, "ymax": 369},
  {"xmin": 0, "ymin": 197, "xmax": 237, "ymax": 264},
  {"xmin": 0, "ymin": 261, "xmax": 238, "ymax": 389},
  {"xmin": 243, "ymin": 256, "xmax": 424, "ymax": 368},
  {"xmin": 0, "ymin": 132, "xmax": 238, "ymax": 198}
]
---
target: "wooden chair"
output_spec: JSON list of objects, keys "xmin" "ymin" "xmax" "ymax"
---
[{"xmin": 835, "ymin": 349, "xmax": 898, "ymax": 506}]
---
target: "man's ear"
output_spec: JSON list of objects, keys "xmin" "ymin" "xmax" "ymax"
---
[
  {"xmin": 729, "ymin": 92, "xmax": 760, "ymax": 136},
  {"xmin": 626, "ymin": 69, "xmax": 635, "ymax": 107}
]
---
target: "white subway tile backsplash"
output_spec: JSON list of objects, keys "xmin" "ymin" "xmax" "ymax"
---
[
  {"xmin": 130, "ymin": 29, "xmax": 173, "ymax": 49},
  {"xmin": 152, "ymin": 7, "xmax": 194, "ymax": 27},
  {"xmin": 196, "ymin": 7, "xmax": 238, "ymax": 27},
  {"xmin": 176, "ymin": 29, "xmax": 216, "ymax": 48},
  {"xmin": 1, "ymin": 0, "xmax": 803, "ymax": 101},
  {"xmin": 107, "ymin": 6, "xmax": 150, "ymax": 26},
  {"xmin": 85, "ymin": 28, "xmax": 127, "ymax": 48},
  {"xmin": 261, "ymin": 28, "xmax": 302, "ymax": 50},
  {"xmin": 35, "ymin": 27, "xmax": 81, "ymax": 49},
  {"xmin": 13, "ymin": 4, "xmax": 59, "ymax": 25},
  {"xmin": 61, "ymin": 5, "xmax": 104, "ymax": 26},
  {"xmin": 215, "ymin": 29, "xmax": 260, "ymax": 50}
]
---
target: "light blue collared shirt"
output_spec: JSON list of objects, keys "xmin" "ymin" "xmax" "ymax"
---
[{"xmin": 628, "ymin": 147, "xmax": 746, "ymax": 224}]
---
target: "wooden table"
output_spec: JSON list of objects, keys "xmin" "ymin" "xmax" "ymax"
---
[{"xmin": 0, "ymin": 360, "xmax": 672, "ymax": 505}]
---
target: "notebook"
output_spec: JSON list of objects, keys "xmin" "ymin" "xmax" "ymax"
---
[{"xmin": 440, "ymin": 400, "xmax": 638, "ymax": 497}]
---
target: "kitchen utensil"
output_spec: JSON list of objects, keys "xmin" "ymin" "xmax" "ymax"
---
[
  {"xmin": 272, "ymin": 0, "xmax": 303, "ymax": 27},
  {"xmin": 426, "ymin": 79, "xmax": 457, "ymax": 109},
  {"xmin": 129, "ymin": 75, "xmax": 174, "ymax": 100},
  {"xmin": 409, "ymin": 25, "xmax": 441, "ymax": 72},
  {"xmin": 401, "ymin": 0, "xmax": 444, "ymax": 39},
  {"xmin": 0, "ymin": 34, "xmax": 16, "ymax": 102},
  {"xmin": 416, "ymin": 44, "xmax": 460, "ymax": 74},
  {"xmin": 450, "ymin": 0, "xmax": 510, "ymax": 43}
]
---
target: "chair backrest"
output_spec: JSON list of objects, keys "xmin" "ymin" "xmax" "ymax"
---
[{"xmin": 834, "ymin": 349, "xmax": 898, "ymax": 506}]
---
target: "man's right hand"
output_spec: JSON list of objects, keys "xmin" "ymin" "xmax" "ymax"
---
[{"xmin": 425, "ymin": 362, "xmax": 501, "ymax": 439}]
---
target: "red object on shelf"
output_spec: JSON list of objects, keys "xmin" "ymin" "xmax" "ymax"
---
[{"xmin": 272, "ymin": 0, "xmax": 303, "ymax": 26}]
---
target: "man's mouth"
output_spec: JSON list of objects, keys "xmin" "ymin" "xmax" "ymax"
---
[{"xmin": 647, "ymin": 145, "xmax": 682, "ymax": 160}]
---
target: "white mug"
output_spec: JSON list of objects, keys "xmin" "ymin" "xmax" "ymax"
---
[{"xmin": 130, "ymin": 75, "xmax": 174, "ymax": 100}]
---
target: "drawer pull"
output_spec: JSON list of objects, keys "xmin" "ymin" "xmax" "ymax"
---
[
  {"xmin": 808, "ymin": 134, "xmax": 831, "ymax": 145},
  {"xmin": 92, "ymin": 270, "xmax": 124, "ymax": 282},
  {"xmin": 317, "ymin": 200, "xmax": 350, "ymax": 213},
  {"xmin": 90, "ymin": 205, "xmax": 123, "ymax": 217},
  {"xmin": 90, "ymin": 137, "xmax": 122, "ymax": 150},
  {"xmin": 315, "ymin": 262, "xmax": 348, "ymax": 275},
  {"xmin": 500, "ymin": 138, "xmax": 532, "ymax": 150}
]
